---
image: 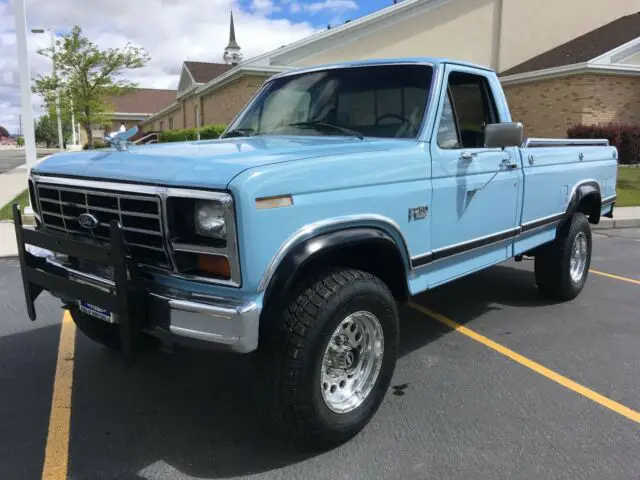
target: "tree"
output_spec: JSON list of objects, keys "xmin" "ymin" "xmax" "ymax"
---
[
  {"xmin": 35, "ymin": 115, "xmax": 57, "ymax": 147},
  {"xmin": 34, "ymin": 26, "xmax": 150, "ymax": 148},
  {"xmin": 35, "ymin": 114, "xmax": 72, "ymax": 147},
  {"xmin": 0, "ymin": 126, "xmax": 9, "ymax": 138}
]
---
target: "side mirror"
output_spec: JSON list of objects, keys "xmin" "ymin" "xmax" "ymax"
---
[{"xmin": 484, "ymin": 122, "xmax": 524, "ymax": 148}]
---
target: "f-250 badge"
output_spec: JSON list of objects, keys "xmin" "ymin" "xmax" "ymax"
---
[{"xmin": 408, "ymin": 206, "xmax": 428, "ymax": 221}]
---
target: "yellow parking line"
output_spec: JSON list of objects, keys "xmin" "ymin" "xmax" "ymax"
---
[
  {"xmin": 408, "ymin": 301, "xmax": 640, "ymax": 425},
  {"xmin": 590, "ymin": 269, "xmax": 640, "ymax": 286},
  {"xmin": 41, "ymin": 311, "xmax": 76, "ymax": 480}
]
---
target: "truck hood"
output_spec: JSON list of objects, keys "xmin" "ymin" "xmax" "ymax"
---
[{"xmin": 32, "ymin": 136, "xmax": 398, "ymax": 189}]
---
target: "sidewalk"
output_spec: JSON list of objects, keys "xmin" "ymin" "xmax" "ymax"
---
[
  {"xmin": 593, "ymin": 206, "xmax": 640, "ymax": 229},
  {"xmin": 0, "ymin": 164, "xmax": 29, "ymax": 207},
  {"xmin": 1, "ymin": 205, "xmax": 639, "ymax": 259}
]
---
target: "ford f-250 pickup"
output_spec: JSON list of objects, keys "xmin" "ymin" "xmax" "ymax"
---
[{"xmin": 13, "ymin": 57, "xmax": 617, "ymax": 449}]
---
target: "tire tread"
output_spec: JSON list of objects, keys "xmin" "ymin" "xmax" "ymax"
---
[{"xmin": 259, "ymin": 268, "xmax": 396, "ymax": 448}]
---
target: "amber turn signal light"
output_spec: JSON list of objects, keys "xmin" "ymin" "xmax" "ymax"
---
[{"xmin": 197, "ymin": 254, "xmax": 231, "ymax": 279}]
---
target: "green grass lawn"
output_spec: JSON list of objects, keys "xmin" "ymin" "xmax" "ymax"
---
[
  {"xmin": 0, "ymin": 189, "xmax": 29, "ymax": 221},
  {"xmin": 616, "ymin": 167, "xmax": 640, "ymax": 207}
]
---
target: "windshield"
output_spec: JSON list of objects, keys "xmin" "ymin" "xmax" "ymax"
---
[{"xmin": 225, "ymin": 64, "xmax": 433, "ymax": 139}]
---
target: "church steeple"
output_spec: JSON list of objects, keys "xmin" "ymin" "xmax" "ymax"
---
[{"xmin": 224, "ymin": 11, "xmax": 243, "ymax": 65}]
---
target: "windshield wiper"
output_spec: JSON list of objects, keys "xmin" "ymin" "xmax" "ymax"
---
[
  {"xmin": 222, "ymin": 128, "xmax": 255, "ymax": 138},
  {"xmin": 287, "ymin": 121, "xmax": 365, "ymax": 140}
]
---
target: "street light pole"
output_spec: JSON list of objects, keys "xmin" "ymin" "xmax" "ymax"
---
[
  {"xmin": 31, "ymin": 27, "xmax": 65, "ymax": 152},
  {"xmin": 70, "ymin": 97, "xmax": 77, "ymax": 146},
  {"xmin": 13, "ymin": 0, "xmax": 37, "ymax": 174},
  {"xmin": 50, "ymin": 31, "xmax": 64, "ymax": 152}
]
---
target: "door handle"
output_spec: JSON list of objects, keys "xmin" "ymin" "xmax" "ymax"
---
[
  {"xmin": 460, "ymin": 151, "xmax": 477, "ymax": 161},
  {"xmin": 500, "ymin": 158, "xmax": 518, "ymax": 170}
]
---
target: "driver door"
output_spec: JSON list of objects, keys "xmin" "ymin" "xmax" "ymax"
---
[{"xmin": 427, "ymin": 66, "xmax": 521, "ymax": 285}]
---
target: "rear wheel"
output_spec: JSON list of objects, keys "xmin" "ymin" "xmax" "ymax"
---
[
  {"xmin": 534, "ymin": 213, "xmax": 592, "ymax": 301},
  {"xmin": 259, "ymin": 268, "xmax": 399, "ymax": 450}
]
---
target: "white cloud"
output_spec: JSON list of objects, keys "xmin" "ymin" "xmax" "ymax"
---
[
  {"xmin": 0, "ymin": 0, "xmax": 316, "ymax": 134},
  {"xmin": 303, "ymin": 0, "xmax": 358, "ymax": 15},
  {"xmin": 251, "ymin": 0, "xmax": 282, "ymax": 14}
]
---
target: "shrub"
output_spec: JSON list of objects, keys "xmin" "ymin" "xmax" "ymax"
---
[
  {"xmin": 82, "ymin": 140, "xmax": 108, "ymax": 150},
  {"xmin": 567, "ymin": 123, "xmax": 640, "ymax": 165},
  {"xmin": 159, "ymin": 124, "xmax": 227, "ymax": 143},
  {"xmin": 16, "ymin": 136, "xmax": 24, "ymax": 147}
]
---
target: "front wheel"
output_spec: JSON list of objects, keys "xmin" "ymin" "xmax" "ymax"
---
[
  {"xmin": 535, "ymin": 213, "xmax": 592, "ymax": 301},
  {"xmin": 259, "ymin": 268, "xmax": 399, "ymax": 450}
]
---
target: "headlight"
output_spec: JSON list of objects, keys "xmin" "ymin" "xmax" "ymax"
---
[
  {"xmin": 165, "ymin": 192, "xmax": 240, "ymax": 286},
  {"xmin": 195, "ymin": 200, "xmax": 226, "ymax": 239}
]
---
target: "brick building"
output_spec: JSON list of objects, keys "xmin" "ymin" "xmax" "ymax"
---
[
  {"xmin": 81, "ymin": 88, "xmax": 175, "ymax": 144},
  {"xmin": 142, "ymin": 1, "xmax": 640, "ymax": 138},
  {"xmin": 501, "ymin": 13, "xmax": 640, "ymax": 137},
  {"xmin": 142, "ymin": 11, "xmax": 281, "ymax": 133}
]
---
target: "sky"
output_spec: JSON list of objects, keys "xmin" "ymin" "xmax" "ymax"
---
[{"xmin": 0, "ymin": 0, "xmax": 394, "ymax": 135}]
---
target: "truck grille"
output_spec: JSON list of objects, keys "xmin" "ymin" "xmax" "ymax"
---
[{"xmin": 36, "ymin": 183, "xmax": 171, "ymax": 268}]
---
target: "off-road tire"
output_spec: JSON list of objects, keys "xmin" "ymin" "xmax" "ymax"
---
[
  {"xmin": 534, "ymin": 213, "xmax": 592, "ymax": 301},
  {"xmin": 259, "ymin": 268, "xmax": 399, "ymax": 450},
  {"xmin": 69, "ymin": 307, "xmax": 122, "ymax": 350}
]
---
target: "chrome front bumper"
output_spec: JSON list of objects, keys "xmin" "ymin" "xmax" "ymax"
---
[
  {"xmin": 149, "ymin": 293, "xmax": 261, "ymax": 353},
  {"xmin": 30, "ymin": 249, "xmax": 261, "ymax": 354}
]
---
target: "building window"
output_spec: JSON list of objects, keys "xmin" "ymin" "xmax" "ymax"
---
[
  {"xmin": 168, "ymin": 117, "xmax": 174, "ymax": 130},
  {"xmin": 159, "ymin": 120, "xmax": 164, "ymax": 131}
]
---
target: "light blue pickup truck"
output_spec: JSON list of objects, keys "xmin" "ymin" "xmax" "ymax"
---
[{"xmin": 14, "ymin": 57, "xmax": 617, "ymax": 448}]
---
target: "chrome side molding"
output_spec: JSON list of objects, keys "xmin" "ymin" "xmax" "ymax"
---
[{"xmin": 524, "ymin": 138, "xmax": 610, "ymax": 148}]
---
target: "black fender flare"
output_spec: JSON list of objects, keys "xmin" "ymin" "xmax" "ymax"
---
[
  {"xmin": 564, "ymin": 181, "xmax": 602, "ymax": 225},
  {"xmin": 262, "ymin": 227, "xmax": 409, "ymax": 313}
]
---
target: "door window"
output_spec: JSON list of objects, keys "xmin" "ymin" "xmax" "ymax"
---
[
  {"xmin": 437, "ymin": 91, "xmax": 460, "ymax": 149},
  {"xmin": 437, "ymin": 72, "xmax": 498, "ymax": 149}
]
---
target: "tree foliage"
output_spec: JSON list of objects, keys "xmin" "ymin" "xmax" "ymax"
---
[
  {"xmin": 33, "ymin": 26, "xmax": 150, "ymax": 148},
  {"xmin": 35, "ymin": 114, "xmax": 72, "ymax": 147},
  {"xmin": 0, "ymin": 126, "xmax": 9, "ymax": 138}
]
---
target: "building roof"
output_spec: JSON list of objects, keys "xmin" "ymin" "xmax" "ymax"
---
[
  {"xmin": 107, "ymin": 88, "xmax": 176, "ymax": 114},
  {"xmin": 501, "ymin": 12, "xmax": 640, "ymax": 76},
  {"xmin": 184, "ymin": 61, "xmax": 234, "ymax": 83}
]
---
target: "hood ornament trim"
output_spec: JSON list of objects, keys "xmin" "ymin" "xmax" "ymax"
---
[{"xmin": 105, "ymin": 126, "xmax": 139, "ymax": 151}]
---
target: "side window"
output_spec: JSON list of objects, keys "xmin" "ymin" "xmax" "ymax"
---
[
  {"xmin": 437, "ymin": 91, "xmax": 460, "ymax": 149},
  {"xmin": 438, "ymin": 72, "xmax": 498, "ymax": 149}
]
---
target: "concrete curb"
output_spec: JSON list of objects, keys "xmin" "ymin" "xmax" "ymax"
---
[
  {"xmin": 592, "ymin": 218, "xmax": 640, "ymax": 229},
  {"xmin": 0, "ymin": 223, "xmax": 17, "ymax": 258}
]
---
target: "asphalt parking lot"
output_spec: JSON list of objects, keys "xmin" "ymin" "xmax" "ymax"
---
[
  {"xmin": 0, "ymin": 149, "xmax": 54, "ymax": 174},
  {"xmin": 1, "ymin": 229, "xmax": 639, "ymax": 480}
]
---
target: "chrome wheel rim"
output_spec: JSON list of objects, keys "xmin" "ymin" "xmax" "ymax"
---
[
  {"xmin": 570, "ymin": 232, "xmax": 588, "ymax": 283},
  {"xmin": 320, "ymin": 311, "xmax": 384, "ymax": 414}
]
